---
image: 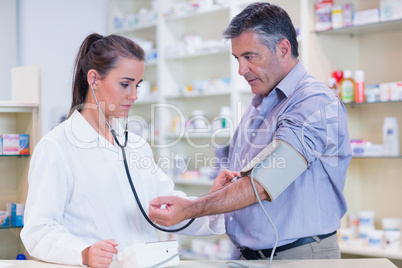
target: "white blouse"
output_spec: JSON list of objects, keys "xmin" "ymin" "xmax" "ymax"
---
[{"xmin": 21, "ymin": 110, "xmax": 224, "ymax": 266}]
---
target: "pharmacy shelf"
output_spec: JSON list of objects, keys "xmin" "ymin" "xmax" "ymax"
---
[
  {"xmin": 166, "ymin": 91, "xmax": 231, "ymax": 99},
  {"xmin": 340, "ymin": 244, "xmax": 402, "ymax": 260},
  {"xmin": 164, "ymin": 4, "xmax": 230, "ymax": 21},
  {"xmin": 114, "ymin": 21, "xmax": 157, "ymax": 34},
  {"xmin": 172, "ymin": 178, "xmax": 213, "ymax": 187},
  {"xmin": 134, "ymin": 97, "xmax": 159, "ymax": 105},
  {"xmin": 166, "ymin": 132, "xmax": 231, "ymax": 139},
  {"xmin": 315, "ymin": 18, "xmax": 402, "ymax": 36},
  {"xmin": 0, "ymin": 226, "xmax": 23, "ymax": 230},
  {"xmin": 352, "ymin": 156, "xmax": 402, "ymax": 159},
  {"xmin": 165, "ymin": 46, "xmax": 230, "ymax": 61},
  {"xmin": 0, "ymin": 155, "xmax": 30, "ymax": 158},
  {"xmin": 344, "ymin": 100, "xmax": 402, "ymax": 107}
]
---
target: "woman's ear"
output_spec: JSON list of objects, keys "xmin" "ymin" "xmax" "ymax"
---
[{"xmin": 87, "ymin": 69, "xmax": 98, "ymax": 87}]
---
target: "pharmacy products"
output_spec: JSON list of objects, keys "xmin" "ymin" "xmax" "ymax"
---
[
  {"xmin": 383, "ymin": 117, "xmax": 399, "ymax": 156},
  {"xmin": 340, "ymin": 70, "xmax": 355, "ymax": 103}
]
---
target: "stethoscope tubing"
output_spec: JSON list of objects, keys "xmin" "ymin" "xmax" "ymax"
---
[
  {"xmin": 111, "ymin": 129, "xmax": 195, "ymax": 232},
  {"xmin": 91, "ymin": 83, "xmax": 195, "ymax": 232}
]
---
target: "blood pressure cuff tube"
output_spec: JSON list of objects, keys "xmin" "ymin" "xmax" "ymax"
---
[{"xmin": 240, "ymin": 139, "xmax": 307, "ymax": 202}]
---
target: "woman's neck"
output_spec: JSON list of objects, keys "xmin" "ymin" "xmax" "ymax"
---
[{"xmin": 80, "ymin": 106, "xmax": 115, "ymax": 145}]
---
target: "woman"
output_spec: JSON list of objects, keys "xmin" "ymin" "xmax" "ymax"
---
[{"xmin": 21, "ymin": 33, "xmax": 238, "ymax": 268}]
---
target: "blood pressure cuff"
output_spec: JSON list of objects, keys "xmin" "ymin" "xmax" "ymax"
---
[{"xmin": 240, "ymin": 139, "xmax": 307, "ymax": 202}]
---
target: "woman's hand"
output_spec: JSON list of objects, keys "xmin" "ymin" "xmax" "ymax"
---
[
  {"xmin": 209, "ymin": 169, "xmax": 240, "ymax": 194},
  {"xmin": 82, "ymin": 239, "xmax": 118, "ymax": 268}
]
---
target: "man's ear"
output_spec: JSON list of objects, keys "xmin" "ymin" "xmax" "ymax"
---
[{"xmin": 278, "ymin": 39, "xmax": 292, "ymax": 58}]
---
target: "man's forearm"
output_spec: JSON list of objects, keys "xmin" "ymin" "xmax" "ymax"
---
[{"xmin": 184, "ymin": 176, "xmax": 269, "ymax": 219}]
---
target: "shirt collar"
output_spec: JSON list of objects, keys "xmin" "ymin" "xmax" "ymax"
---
[
  {"xmin": 66, "ymin": 110, "xmax": 126, "ymax": 150},
  {"xmin": 275, "ymin": 60, "xmax": 306, "ymax": 97},
  {"xmin": 251, "ymin": 60, "xmax": 307, "ymax": 108}
]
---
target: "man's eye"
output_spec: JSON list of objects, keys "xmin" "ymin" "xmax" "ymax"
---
[
  {"xmin": 245, "ymin": 56, "xmax": 253, "ymax": 60},
  {"xmin": 136, "ymin": 84, "xmax": 141, "ymax": 88},
  {"xmin": 121, "ymin": 83, "xmax": 129, "ymax": 88}
]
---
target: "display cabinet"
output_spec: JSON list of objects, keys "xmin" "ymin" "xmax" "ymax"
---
[
  {"xmin": 0, "ymin": 65, "xmax": 42, "ymax": 259},
  {"xmin": 306, "ymin": 0, "xmax": 402, "ymax": 265}
]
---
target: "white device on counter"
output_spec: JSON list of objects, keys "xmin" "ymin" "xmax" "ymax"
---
[{"xmin": 118, "ymin": 240, "xmax": 180, "ymax": 268}]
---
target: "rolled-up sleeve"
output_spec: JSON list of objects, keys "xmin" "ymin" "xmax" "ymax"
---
[{"xmin": 275, "ymin": 93, "xmax": 341, "ymax": 167}]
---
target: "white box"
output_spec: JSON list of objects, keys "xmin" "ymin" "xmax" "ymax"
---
[
  {"xmin": 353, "ymin": 9, "xmax": 380, "ymax": 26},
  {"xmin": 118, "ymin": 241, "xmax": 180, "ymax": 268},
  {"xmin": 3, "ymin": 134, "xmax": 19, "ymax": 155},
  {"xmin": 332, "ymin": 5, "xmax": 343, "ymax": 29},
  {"xmin": 381, "ymin": 0, "xmax": 402, "ymax": 21}
]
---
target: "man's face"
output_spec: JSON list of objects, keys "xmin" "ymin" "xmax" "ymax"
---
[{"xmin": 231, "ymin": 32, "xmax": 285, "ymax": 95}]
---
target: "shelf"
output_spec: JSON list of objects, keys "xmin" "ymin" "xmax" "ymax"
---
[
  {"xmin": 340, "ymin": 244, "xmax": 402, "ymax": 260},
  {"xmin": 166, "ymin": 132, "xmax": 231, "ymax": 139},
  {"xmin": 173, "ymin": 178, "xmax": 213, "ymax": 187},
  {"xmin": 352, "ymin": 155, "xmax": 402, "ymax": 159},
  {"xmin": 0, "ymin": 154, "xmax": 30, "ymax": 158},
  {"xmin": 165, "ymin": 46, "xmax": 230, "ymax": 61},
  {"xmin": 114, "ymin": 21, "xmax": 157, "ymax": 34},
  {"xmin": 315, "ymin": 18, "xmax": 402, "ymax": 36},
  {"xmin": 0, "ymin": 226, "xmax": 23, "ymax": 230},
  {"xmin": 344, "ymin": 100, "xmax": 402, "ymax": 107},
  {"xmin": 164, "ymin": 5, "xmax": 230, "ymax": 21},
  {"xmin": 134, "ymin": 97, "xmax": 159, "ymax": 105},
  {"xmin": 0, "ymin": 101, "xmax": 39, "ymax": 113},
  {"xmin": 166, "ymin": 91, "xmax": 231, "ymax": 99}
]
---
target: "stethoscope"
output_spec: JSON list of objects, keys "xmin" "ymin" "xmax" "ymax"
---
[{"xmin": 90, "ymin": 82, "xmax": 195, "ymax": 232}]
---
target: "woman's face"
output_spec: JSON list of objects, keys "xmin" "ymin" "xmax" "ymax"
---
[{"xmin": 96, "ymin": 57, "xmax": 144, "ymax": 119}]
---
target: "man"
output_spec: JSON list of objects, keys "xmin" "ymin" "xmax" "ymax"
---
[{"xmin": 149, "ymin": 2, "xmax": 351, "ymax": 260}]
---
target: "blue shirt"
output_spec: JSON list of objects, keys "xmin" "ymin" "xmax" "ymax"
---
[{"xmin": 225, "ymin": 61, "xmax": 352, "ymax": 258}]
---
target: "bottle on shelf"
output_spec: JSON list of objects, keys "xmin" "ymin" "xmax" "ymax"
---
[
  {"xmin": 354, "ymin": 70, "xmax": 365, "ymax": 103},
  {"xmin": 328, "ymin": 77, "xmax": 339, "ymax": 97},
  {"xmin": 382, "ymin": 117, "xmax": 399, "ymax": 156},
  {"xmin": 332, "ymin": 70, "xmax": 343, "ymax": 99},
  {"xmin": 340, "ymin": 70, "xmax": 355, "ymax": 103}
]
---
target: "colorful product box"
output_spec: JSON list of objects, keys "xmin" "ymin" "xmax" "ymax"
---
[
  {"xmin": 0, "ymin": 135, "xmax": 3, "ymax": 155},
  {"xmin": 19, "ymin": 134, "xmax": 29, "ymax": 155},
  {"xmin": 11, "ymin": 203, "xmax": 24, "ymax": 227},
  {"xmin": 0, "ymin": 211, "xmax": 9, "ymax": 227},
  {"xmin": 315, "ymin": 0, "xmax": 334, "ymax": 32},
  {"xmin": 2, "ymin": 134, "xmax": 29, "ymax": 155},
  {"xmin": 381, "ymin": 0, "xmax": 402, "ymax": 21}
]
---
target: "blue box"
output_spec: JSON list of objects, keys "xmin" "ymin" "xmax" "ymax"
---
[
  {"xmin": 11, "ymin": 203, "xmax": 24, "ymax": 227},
  {"xmin": 19, "ymin": 134, "xmax": 29, "ymax": 155}
]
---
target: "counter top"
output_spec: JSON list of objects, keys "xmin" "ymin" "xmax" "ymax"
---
[{"xmin": 0, "ymin": 259, "xmax": 397, "ymax": 268}]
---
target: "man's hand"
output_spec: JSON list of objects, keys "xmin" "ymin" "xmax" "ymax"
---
[
  {"xmin": 209, "ymin": 169, "xmax": 240, "ymax": 194},
  {"xmin": 149, "ymin": 196, "xmax": 192, "ymax": 227},
  {"xmin": 82, "ymin": 239, "xmax": 118, "ymax": 268}
]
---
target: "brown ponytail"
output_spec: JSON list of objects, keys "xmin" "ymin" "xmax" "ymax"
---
[{"xmin": 68, "ymin": 33, "xmax": 145, "ymax": 118}]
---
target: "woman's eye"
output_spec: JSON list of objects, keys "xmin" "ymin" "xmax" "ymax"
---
[
  {"xmin": 121, "ymin": 83, "xmax": 129, "ymax": 88},
  {"xmin": 136, "ymin": 84, "xmax": 141, "ymax": 88}
]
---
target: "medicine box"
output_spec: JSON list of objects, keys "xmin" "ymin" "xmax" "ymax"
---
[
  {"xmin": 0, "ymin": 211, "xmax": 9, "ymax": 227},
  {"xmin": 315, "ymin": 0, "xmax": 334, "ymax": 32},
  {"xmin": 11, "ymin": 203, "xmax": 24, "ymax": 227},
  {"xmin": 353, "ymin": 9, "xmax": 380, "ymax": 26},
  {"xmin": 381, "ymin": 0, "xmax": 402, "ymax": 21},
  {"xmin": 19, "ymin": 134, "xmax": 29, "ymax": 155},
  {"xmin": 2, "ymin": 134, "xmax": 29, "ymax": 155}
]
